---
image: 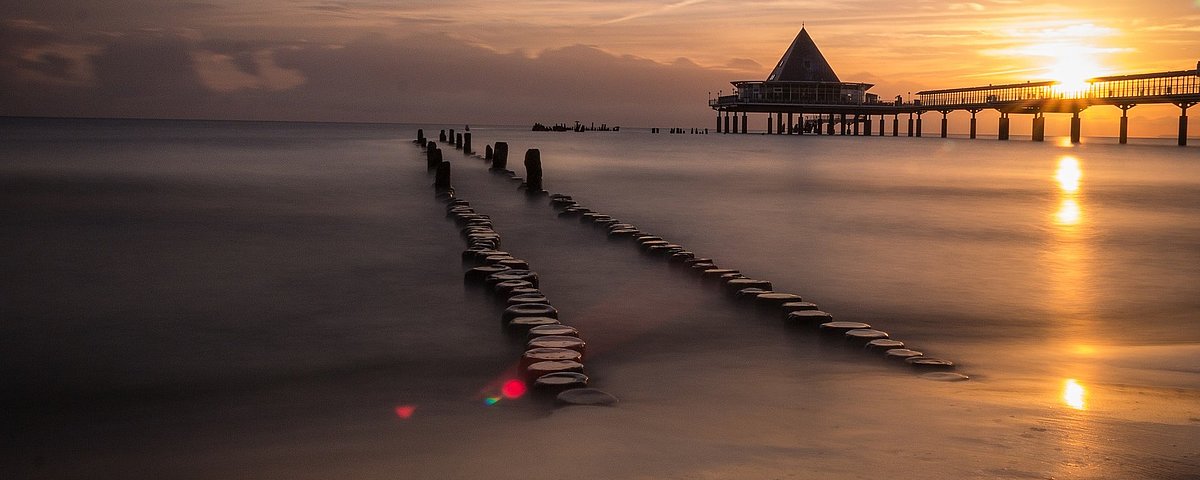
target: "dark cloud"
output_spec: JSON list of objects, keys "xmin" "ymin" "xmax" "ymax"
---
[
  {"xmin": 17, "ymin": 52, "xmax": 74, "ymax": 79},
  {"xmin": 1, "ymin": 30, "xmax": 734, "ymax": 126},
  {"xmin": 89, "ymin": 32, "xmax": 207, "ymax": 99}
]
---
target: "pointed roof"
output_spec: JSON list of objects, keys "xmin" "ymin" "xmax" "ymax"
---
[{"xmin": 767, "ymin": 28, "xmax": 840, "ymax": 82}]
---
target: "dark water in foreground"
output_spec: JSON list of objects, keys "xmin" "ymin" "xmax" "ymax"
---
[{"xmin": 2, "ymin": 117, "xmax": 1198, "ymax": 479}]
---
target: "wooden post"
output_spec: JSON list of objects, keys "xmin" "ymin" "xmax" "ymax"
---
[
  {"xmin": 439, "ymin": 129, "xmax": 447, "ymax": 142},
  {"xmin": 492, "ymin": 142, "xmax": 509, "ymax": 171},
  {"xmin": 426, "ymin": 144, "xmax": 442, "ymax": 170},
  {"xmin": 893, "ymin": 115, "xmax": 899, "ymax": 137},
  {"xmin": 787, "ymin": 112, "xmax": 794, "ymax": 134},
  {"xmin": 916, "ymin": 113, "xmax": 923, "ymax": 137},
  {"xmin": 1032, "ymin": 114, "xmax": 1045, "ymax": 142},
  {"xmin": 434, "ymin": 161, "xmax": 452, "ymax": 191},
  {"xmin": 416, "ymin": 128, "xmax": 425, "ymax": 145},
  {"xmin": 524, "ymin": 149, "xmax": 543, "ymax": 193},
  {"xmin": 741, "ymin": 113, "xmax": 748, "ymax": 134},
  {"xmin": 879, "ymin": 116, "xmax": 885, "ymax": 136},
  {"xmin": 716, "ymin": 113, "xmax": 722, "ymax": 133},
  {"xmin": 907, "ymin": 114, "xmax": 914, "ymax": 137},
  {"xmin": 940, "ymin": 112, "xmax": 948, "ymax": 138},
  {"xmin": 969, "ymin": 110, "xmax": 979, "ymax": 139},
  {"xmin": 767, "ymin": 114, "xmax": 773, "ymax": 135},
  {"xmin": 463, "ymin": 132, "xmax": 472, "ymax": 154},
  {"xmin": 455, "ymin": 133, "xmax": 463, "ymax": 150},
  {"xmin": 998, "ymin": 114, "xmax": 1010, "ymax": 140},
  {"xmin": 448, "ymin": 129, "xmax": 455, "ymax": 145},
  {"xmin": 485, "ymin": 144, "xmax": 494, "ymax": 160}
]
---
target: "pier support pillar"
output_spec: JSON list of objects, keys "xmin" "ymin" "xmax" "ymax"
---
[
  {"xmin": 968, "ymin": 109, "xmax": 981, "ymax": 139},
  {"xmin": 1118, "ymin": 105, "xmax": 1134, "ymax": 144},
  {"xmin": 716, "ymin": 113, "xmax": 721, "ymax": 133},
  {"xmin": 787, "ymin": 112, "xmax": 794, "ymax": 134},
  {"xmin": 778, "ymin": 113, "xmax": 785, "ymax": 134},
  {"xmin": 1175, "ymin": 102, "xmax": 1195, "ymax": 146},
  {"xmin": 853, "ymin": 115, "xmax": 860, "ymax": 136},
  {"xmin": 815, "ymin": 117, "xmax": 822, "ymax": 135},
  {"xmin": 998, "ymin": 114, "xmax": 1010, "ymax": 141},
  {"xmin": 940, "ymin": 111, "xmax": 949, "ymax": 138},
  {"xmin": 916, "ymin": 113, "xmax": 923, "ymax": 137},
  {"xmin": 893, "ymin": 115, "xmax": 899, "ymax": 137},
  {"xmin": 864, "ymin": 115, "xmax": 872, "ymax": 136},
  {"xmin": 767, "ymin": 114, "xmax": 773, "ymax": 135},
  {"xmin": 827, "ymin": 114, "xmax": 835, "ymax": 135},
  {"xmin": 741, "ymin": 113, "xmax": 748, "ymax": 134},
  {"xmin": 463, "ymin": 132, "xmax": 472, "ymax": 154},
  {"xmin": 907, "ymin": 114, "xmax": 914, "ymax": 137},
  {"xmin": 1032, "ymin": 114, "xmax": 1045, "ymax": 142},
  {"xmin": 840, "ymin": 114, "xmax": 847, "ymax": 135},
  {"xmin": 723, "ymin": 112, "xmax": 730, "ymax": 134},
  {"xmin": 1070, "ymin": 111, "xmax": 1081, "ymax": 144},
  {"xmin": 879, "ymin": 116, "xmax": 885, "ymax": 136}
]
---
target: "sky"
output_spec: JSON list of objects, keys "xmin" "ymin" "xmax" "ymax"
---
[{"xmin": 2, "ymin": 0, "xmax": 1199, "ymax": 133}]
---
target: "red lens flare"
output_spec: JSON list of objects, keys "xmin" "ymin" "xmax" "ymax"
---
[
  {"xmin": 394, "ymin": 405, "xmax": 416, "ymax": 419},
  {"xmin": 501, "ymin": 379, "xmax": 526, "ymax": 399}
]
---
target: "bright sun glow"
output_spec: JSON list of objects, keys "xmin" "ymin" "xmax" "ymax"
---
[
  {"xmin": 1048, "ymin": 47, "xmax": 1103, "ymax": 96},
  {"xmin": 1063, "ymin": 379, "xmax": 1087, "ymax": 410}
]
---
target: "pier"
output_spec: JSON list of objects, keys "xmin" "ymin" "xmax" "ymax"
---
[{"xmin": 710, "ymin": 28, "xmax": 1200, "ymax": 145}]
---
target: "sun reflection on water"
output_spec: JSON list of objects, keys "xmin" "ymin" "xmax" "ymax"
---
[
  {"xmin": 1063, "ymin": 379, "xmax": 1087, "ymax": 410},
  {"xmin": 1056, "ymin": 157, "xmax": 1082, "ymax": 193}
]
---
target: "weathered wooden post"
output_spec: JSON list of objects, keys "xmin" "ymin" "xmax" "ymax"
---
[
  {"xmin": 448, "ymin": 129, "xmax": 455, "ymax": 145},
  {"xmin": 491, "ymin": 142, "xmax": 509, "ymax": 171},
  {"xmin": 524, "ymin": 148, "xmax": 543, "ymax": 193},
  {"xmin": 485, "ymin": 144, "xmax": 494, "ymax": 161},
  {"xmin": 416, "ymin": 128, "xmax": 425, "ymax": 145},
  {"xmin": 463, "ymin": 132, "xmax": 472, "ymax": 154},
  {"xmin": 434, "ymin": 161, "xmax": 452, "ymax": 191},
  {"xmin": 455, "ymin": 133, "xmax": 463, "ymax": 150},
  {"xmin": 427, "ymin": 144, "xmax": 442, "ymax": 171},
  {"xmin": 439, "ymin": 129, "xmax": 447, "ymax": 142}
]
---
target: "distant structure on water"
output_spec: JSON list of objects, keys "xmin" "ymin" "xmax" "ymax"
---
[{"xmin": 711, "ymin": 27, "xmax": 1200, "ymax": 145}]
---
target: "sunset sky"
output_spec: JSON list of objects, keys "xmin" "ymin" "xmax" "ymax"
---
[{"xmin": 2, "ymin": 0, "xmax": 1199, "ymax": 134}]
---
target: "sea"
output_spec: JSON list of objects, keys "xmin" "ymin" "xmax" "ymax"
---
[{"xmin": 2, "ymin": 117, "xmax": 1198, "ymax": 479}]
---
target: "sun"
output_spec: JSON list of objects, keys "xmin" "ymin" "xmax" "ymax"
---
[{"xmin": 1046, "ymin": 45, "xmax": 1104, "ymax": 97}]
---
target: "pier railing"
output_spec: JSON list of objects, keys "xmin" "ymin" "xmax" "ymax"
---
[{"xmin": 918, "ymin": 68, "xmax": 1200, "ymax": 108}]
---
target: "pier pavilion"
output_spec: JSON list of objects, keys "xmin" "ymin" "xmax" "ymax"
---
[{"xmin": 711, "ymin": 28, "xmax": 1200, "ymax": 145}]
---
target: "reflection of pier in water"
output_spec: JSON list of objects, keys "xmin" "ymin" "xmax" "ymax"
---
[{"xmin": 709, "ymin": 28, "xmax": 1200, "ymax": 145}]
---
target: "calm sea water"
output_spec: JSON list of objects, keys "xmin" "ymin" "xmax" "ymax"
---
[{"xmin": 2, "ymin": 117, "xmax": 1198, "ymax": 479}]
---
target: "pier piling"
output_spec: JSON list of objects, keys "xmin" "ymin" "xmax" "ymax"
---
[
  {"xmin": 427, "ymin": 144, "xmax": 442, "ymax": 171},
  {"xmin": 1070, "ymin": 111, "xmax": 1081, "ymax": 144},
  {"xmin": 463, "ymin": 132, "xmax": 472, "ymax": 154},
  {"xmin": 998, "ymin": 115, "xmax": 1010, "ymax": 141},
  {"xmin": 524, "ymin": 149, "xmax": 543, "ymax": 193},
  {"xmin": 439, "ymin": 130, "xmax": 447, "ymax": 142},
  {"xmin": 1032, "ymin": 114, "xmax": 1046, "ymax": 142},
  {"xmin": 434, "ymin": 161, "xmax": 452, "ymax": 191},
  {"xmin": 492, "ymin": 142, "xmax": 509, "ymax": 171}
]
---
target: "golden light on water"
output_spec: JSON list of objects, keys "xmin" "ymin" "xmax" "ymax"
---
[
  {"xmin": 1063, "ymin": 379, "xmax": 1087, "ymax": 410},
  {"xmin": 1056, "ymin": 157, "xmax": 1082, "ymax": 193},
  {"xmin": 1054, "ymin": 157, "xmax": 1083, "ymax": 226},
  {"xmin": 1056, "ymin": 198, "xmax": 1081, "ymax": 226}
]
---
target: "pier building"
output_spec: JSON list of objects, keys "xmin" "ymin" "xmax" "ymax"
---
[{"xmin": 711, "ymin": 28, "xmax": 1200, "ymax": 145}]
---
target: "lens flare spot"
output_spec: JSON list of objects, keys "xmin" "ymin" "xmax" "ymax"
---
[
  {"xmin": 484, "ymin": 396, "xmax": 501, "ymax": 406},
  {"xmin": 1063, "ymin": 379, "xmax": 1086, "ymax": 410},
  {"xmin": 501, "ymin": 379, "xmax": 527, "ymax": 399},
  {"xmin": 394, "ymin": 405, "xmax": 416, "ymax": 419}
]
